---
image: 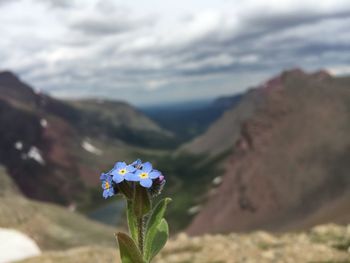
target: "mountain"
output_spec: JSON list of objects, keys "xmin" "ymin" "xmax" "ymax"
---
[
  {"xmin": 0, "ymin": 71, "xmax": 170, "ymax": 206},
  {"xmin": 143, "ymin": 94, "xmax": 242, "ymax": 142},
  {"xmin": 186, "ymin": 69, "xmax": 350, "ymax": 235},
  {"xmin": 180, "ymin": 91, "xmax": 260, "ymax": 155},
  {"xmin": 69, "ymin": 99, "xmax": 173, "ymax": 148}
]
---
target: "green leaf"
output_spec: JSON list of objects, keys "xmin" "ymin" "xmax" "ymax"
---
[
  {"xmin": 145, "ymin": 219, "xmax": 169, "ymax": 261},
  {"xmin": 133, "ymin": 184, "xmax": 151, "ymax": 218},
  {"xmin": 126, "ymin": 200, "xmax": 138, "ymax": 244},
  {"xmin": 144, "ymin": 198, "xmax": 171, "ymax": 261},
  {"xmin": 116, "ymin": 232, "xmax": 145, "ymax": 263}
]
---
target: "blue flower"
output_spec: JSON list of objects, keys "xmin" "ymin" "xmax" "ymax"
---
[
  {"xmin": 134, "ymin": 162, "xmax": 161, "ymax": 188},
  {"xmin": 111, "ymin": 161, "xmax": 137, "ymax": 183},
  {"xmin": 131, "ymin": 159, "xmax": 143, "ymax": 169},
  {"xmin": 100, "ymin": 173, "xmax": 115, "ymax": 199}
]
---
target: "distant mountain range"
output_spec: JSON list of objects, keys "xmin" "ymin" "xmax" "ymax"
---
[
  {"xmin": 142, "ymin": 94, "xmax": 242, "ymax": 142},
  {"xmin": 186, "ymin": 69, "xmax": 350, "ymax": 235},
  {"xmin": 0, "ymin": 71, "xmax": 171, "ymax": 206},
  {"xmin": 2, "ymin": 68, "xmax": 349, "ymax": 236}
]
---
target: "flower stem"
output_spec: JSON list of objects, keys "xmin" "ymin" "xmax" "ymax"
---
[{"xmin": 138, "ymin": 217, "xmax": 144, "ymax": 255}]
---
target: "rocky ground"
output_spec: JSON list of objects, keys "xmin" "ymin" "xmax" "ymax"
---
[{"xmin": 18, "ymin": 223, "xmax": 350, "ymax": 263}]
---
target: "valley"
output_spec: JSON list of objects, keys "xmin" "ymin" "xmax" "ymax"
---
[{"xmin": 1, "ymin": 68, "xmax": 350, "ymax": 238}]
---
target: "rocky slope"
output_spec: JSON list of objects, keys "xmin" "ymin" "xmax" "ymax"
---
[
  {"xmin": 18, "ymin": 224, "xmax": 350, "ymax": 263},
  {"xmin": 0, "ymin": 166, "xmax": 116, "ymax": 251},
  {"xmin": 180, "ymin": 90, "xmax": 261, "ymax": 156},
  {"xmin": 0, "ymin": 71, "xmax": 170, "ymax": 206},
  {"xmin": 186, "ymin": 69, "xmax": 350, "ymax": 234}
]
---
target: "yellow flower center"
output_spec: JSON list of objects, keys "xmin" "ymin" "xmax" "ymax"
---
[
  {"xmin": 119, "ymin": 168, "xmax": 127, "ymax": 175},
  {"xmin": 140, "ymin": 172, "xmax": 149, "ymax": 179},
  {"xmin": 105, "ymin": 181, "xmax": 110, "ymax": 189}
]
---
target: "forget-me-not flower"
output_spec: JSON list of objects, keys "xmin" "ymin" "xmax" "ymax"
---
[
  {"xmin": 100, "ymin": 173, "xmax": 115, "ymax": 199},
  {"xmin": 131, "ymin": 159, "xmax": 143, "ymax": 169},
  {"xmin": 133, "ymin": 162, "xmax": 161, "ymax": 188},
  {"xmin": 111, "ymin": 161, "xmax": 137, "ymax": 183}
]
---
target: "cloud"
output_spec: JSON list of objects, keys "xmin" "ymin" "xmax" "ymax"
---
[
  {"xmin": 69, "ymin": 14, "xmax": 153, "ymax": 36},
  {"xmin": 0, "ymin": 0, "xmax": 19, "ymax": 6},
  {"xmin": 37, "ymin": 0, "xmax": 76, "ymax": 9},
  {"xmin": 1, "ymin": 0, "xmax": 350, "ymax": 105}
]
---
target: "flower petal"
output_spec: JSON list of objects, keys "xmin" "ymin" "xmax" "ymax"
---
[
  {"xmin": 125, "ymin": 173, "xmax": 139, "ymax": 182},
  {"xmin": 135, "ymin": 170, "xmax": 142, "ymax": 177},
  {"xmin": 142, "ymin": 162, "xmax": 152, "ymax": 173},
  {"xmin": 140, "ymin": 178, "xmax": 153, "ymax": 188},
  {"xmin": 110, "ymin": 168, "xmax": 120, "ymax": 176},
  {"xmin": 108, "ymin": 188, "xmax": 115, "ymax": 196},
  {"xmin": 126, "ymin": 165, "xmax": 136, "ymax": 173},
  {"xmin": 114, "ymin": 161, "xmax": 126, "ymax": 170},
  {"xmin": 100, "ymin": 173, "xmax": 108, "ymax": 180},
  {"xmin": 149, "ymin": 170, "xmax": 161, "ymax": 179},
  {"xmin": 113, "ymin": 174, "xmax": 124, "ymax": 183}
]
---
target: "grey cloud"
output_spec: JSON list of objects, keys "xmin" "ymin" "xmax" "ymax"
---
[
  {"xmin": 246, "ymin": 9, "xmax": 350, "ymax": 32},
  {"xmin": 70, "ymin": 17, "xmax": 137, "ymax": 36},
  {"xmin": 5, "ymin": 1, "xmax": 350, "ymax": 106},
  {"xmin": 0, "ymin": 0, "xmax": 19, "ymax": 6},
  {"xmin": 173, "ymin": 11, "xmax": 350, "ymax": 75},
  {"xmin": 37, "ymin": 0, "xmax": 76, "ymax": 9},
  {"xmin": 69, "ymin": 5, "xmax": 155, "ymax": 36}
]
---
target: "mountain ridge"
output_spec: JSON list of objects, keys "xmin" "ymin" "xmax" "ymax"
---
[
  {"xmin": 186, "ymin": 68, "xmax": 350, "ymax": 235},
  {"xmin": 0, "ymin": 70, "xmax": 171, "ymax": 206}
]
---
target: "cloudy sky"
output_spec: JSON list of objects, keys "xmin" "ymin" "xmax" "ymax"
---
[{"xmin": 1, "ymin": 0, "xmax": 350, "ymax": 106}]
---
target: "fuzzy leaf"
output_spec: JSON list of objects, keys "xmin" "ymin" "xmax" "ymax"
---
[
  {"xmin": 126, "ymin": 200, "xmax": 138, "ymax": 244},
  {"xmin": 116, "ymin": 232, "xmax": 144, "ymax": 263},
  {"xmin": 144, "ymin": 198, "xmax": 171, "ymax": 261},
  {"xmin": 133, "ymin": 184, "xmax": 151, "ymax": 218},
  {"xmin": 146, "ymin": 219, "xmax": 169, "ymax": 261}
]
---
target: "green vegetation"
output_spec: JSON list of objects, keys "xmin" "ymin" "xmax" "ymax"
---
[
  {"xmin": 136, "ymin": 150, "xmax": 230, "ymax": 231},
  {"xmin": 69, "ymin": 99, "xmax": 176, "ymax": 149}
]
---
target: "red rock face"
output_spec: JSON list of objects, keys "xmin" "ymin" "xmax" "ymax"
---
[{"xmin": 187, "ymin": 69, "xmax": 350, "ymax": 235}]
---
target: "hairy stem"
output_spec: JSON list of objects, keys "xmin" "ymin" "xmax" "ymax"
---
[{"xmin": 138, "ymin": 217, "xmax": 144, "ymax": 255}]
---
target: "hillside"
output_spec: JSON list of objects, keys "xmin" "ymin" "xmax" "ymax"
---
[
  {"xmin": 18, "ymin": 224, "xmax": 350, "ymax": 263},
  {"xmin": 69, "ymin": 99, "xmax": 173, "ymax": 148},
  {"xmin": 0, "ymin": 71, "xmax": 170, "ymax": 206},
  {"xmin": 0, "ymin": 166, "xmax": 116, "ymax": 251},
  {"xmin": 180, "ymin": 90, "xmax": 261, "ymax": 155},
  {"xmin": 186, "ymin": 69, "xmax": 350, "ymax": 235}
]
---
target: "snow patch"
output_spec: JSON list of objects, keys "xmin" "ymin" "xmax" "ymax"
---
[
  {"xmin": 0, "ymin": 228, "xmax": 41, "ymax": 263},
  {"xmin": 212, "ymin": 176, "xmax": 223, "ymax": 186},
  {"xmin": 187, "ymin": 205, "xmax": 202, "ymax": 215},
  {"xmin": 40, "ymin": 118, "xmax": 48, "ymax": 128},
  {"xmin": 22, "ymin": 146, "xmax": 45, "ymax": 165},
  {"xmin": 81, "ymin": 141, "xmax": 103, "ymax": 155},
  {"xmin": 14, "ymin": 141, "xmax": 23, "ymax": 150}
]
